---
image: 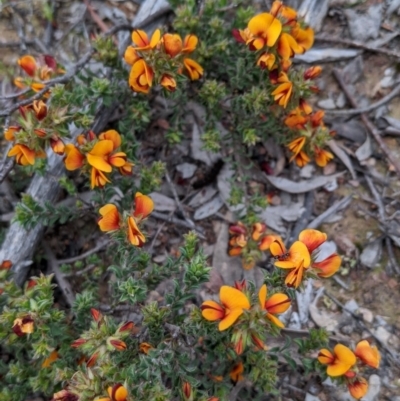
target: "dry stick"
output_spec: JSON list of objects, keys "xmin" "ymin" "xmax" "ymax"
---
[
  {"xmin": 324, "ymin": 289, "xmax": 400, "ymax": 367},
  {"xmin": 333, "ymin": 69, "xmax": 400, "ymax": 178},
  {"xmin": 308, "ymin": 195, "xmax": 352, "ymax": 229},
  {"xmin": 324, "ymin": 83, "xmax": 400, "ymax": 116},
  {"xmin": 58, "ymin": 239, "xmax": 110, "ymax": 265},
  {"xmin": 43, "ymin": 243, "xmax": 76, "ymax": 307},
  {"xmin": 316, "ymin": 35, "xmax": 400, "ymax": 59}
]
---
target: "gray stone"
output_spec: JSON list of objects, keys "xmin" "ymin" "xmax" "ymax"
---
[
  {"xmin": 360, "ymin": 240, "xmax": 382, "ymax": 268},
  {"xmin": 318, "ymin": 98, "xmax": 336, "ymax": 110},
  {"xmin": 373, "ymin": 326, "xmax": 391, "ymax": 346},
  {"xmin": 305, "ymin": 394, "xmax": 320, "ymax": 401},
  {"xmin": 362, "ymin": 374, "xmax": 381, "ymax": 401},
  {"xmin": 345, "ymin": 4, "xmax": 383, "ymax": 41}
]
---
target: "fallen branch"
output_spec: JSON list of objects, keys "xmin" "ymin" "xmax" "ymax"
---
[{"xmin": 333, "ymin": 69, "xmax": 400, "ymax": 178}]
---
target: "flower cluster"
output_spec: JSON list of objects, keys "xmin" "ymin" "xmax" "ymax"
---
[
  {"xmin": 98, "ymin": 192, "xmax": 154, "ymax": 247},
  {"xmin": 14, "ymin": 54, "xmax": 64, "ymax": 93},
  {"xmin": 63, "ymin": 129, "xmax": 133, "ymax": 189},
  {"xmin": 285, "ymin": 104, "xmax": 334, "ymax": 167},
  {"xmin": 268, "ymin": 229, "xmax": 341, "ymax": 288},
  {"xmin": 201, "ymin": 282, "xmax": 290, "ymax": 354},
  {"xmin": 318, "ymin": 341, "xmax": 380, "ymax": 399},
  {"xmin": 124, "ymin": 29, "xmax": 203, "ymax": 93},
  {"xmin": 5, "ymin": 101, "xmax": 65, "ymax": 165},
  {"xmin": 228, "ymin": 225, "xmax": 341, "ymax": 287},
  {"xmin": 228, "ymin": 222, "xmax": 279, "ymax": 270},
  {"xmin": 234, "ymin": 2, "xmax": 334, "ymax": 168}
]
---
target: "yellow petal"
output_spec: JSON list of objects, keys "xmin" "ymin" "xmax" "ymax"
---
[
  {"xmin": 348, "ymin": 377, "xmax": 368, "ymax": 400},
  {"xmin": 98, "ymin": 130, "xmax": 121, "ymax": 150},
  {"xmin": 124, "ymin": 46, "xmax": 140, "ymax": 65},
  {"xmin": 265, "ymin": 293, "xmax": 291, "ymax": 314},
  {"xmin": 266, "ymin": 313, "xmax": 284, "ymax": 328},
  {"xmin": 89, "ymin": 140, "xmax": 114, "ymax": 156},
  {"xmin": 314, "ymin": 254, "xmax": 341, "ymax": 278},
  {"xmin": 335, "ymin": 344, "xmax": 356, "ymax": 366},
  {"xmin": 134, "ymin": 192, "xmax": 154, "ymax": 220},
  {"xmin": 258, "ymin": 284, "xmax": 267, "ymax": 308},
  {"xmin": 132, "ymin": 29, "xmax": 149, "ymax": 47},
  {"xmin": 299, "ymin": 229, "xmax": 327, "ymax": 253},
  {"xmin": 355, "ymin": 340, "xmax": 380, "ymax": 368},
  {"xmin": 201, "ymin": 300, "xmax": 225, "ymax": 321},
  {"xmin": 220, "ymin": 286, "xmax": 250, "ymax": 310},
  {"xmin": 289, "ymin": 241, "xmax": 311, "ymax": 268},
  {"xmin": 219, "ymin": 308, "xmax": 243, "ymax": 331},
  {"xmin": 318, "ymin": 348, "xmax": 334, "ymax": 365},
  {"xmin": 150, "ymin": 29, "xmax": 161, "ymax": 48}
]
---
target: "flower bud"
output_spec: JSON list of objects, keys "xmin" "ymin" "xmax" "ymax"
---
[
  {"xmin": 71, "ymin": 338, "xmax": 86, "ymax": 348},
  {"xmin": 108, "ymin": 338, "xmax": 127, "ymax": 351}
]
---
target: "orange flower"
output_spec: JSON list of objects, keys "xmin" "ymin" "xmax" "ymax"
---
[
  {"xmin": 354, "ymin": 340, "xmax": 380, "ymax": 368},
  {"xmin": 160, "ymin": 74, "xmax": 177, "ymax": 91},
  {"xmin": 258, "ymin": 284, "xmax": 290, "ymax": 328},
  {"xmin": 107, "ymin": 384, "xmax": 128, "ymax": 401},
  {"xmin": 8, "ymin": 144, "xmax": 36, "ymax": 166},
  {"xmin": 270, "ymin": 1, "xmax": 297, "ymax": 21},
  {"xmin": 182, "ymin": 34, "xmax": 198, "ymax": 53},
  {"xmin": 304, "ymin": 66, "xmax": 322, "ymax": 80},
  {"xmin": 129, "ymin": 59, "xmax": 154, "ymax": 93},
  {"xmin": 18, "ymin": 55, "xmax": 37, "ymax": 77},
  {"xmin": 318, "ymin": 344, "xmax": 356, "ymax": 377},
  {"xmin": 277, "ymin": 33, "xmax": 303, "ymax": 60},
  {"xmin": 124, "ymin": 46, "xmax": 140, "ymax": 65},
  {"xmin": 98, "ymin": 130, "xmax": 121, "ymax": 150},
  {"xmin": 291, "ymin": 25, "xmax": 314, "ymax": 53},
  {"xmin": 133, "ymin": 192, "xmax": 154, "ymax": 221},
  {"xmin": 163, "ymin": 33, "xmax": 182, "ymax": 57},
  {"xmin": 91, "ymin": 167, "xmax": 111, "ymax": 189},
  {"xmin": 258, "ymin": 234, "xmax": 280, "ymax": 251},
  {"xmin": 87, "ymin": 140, "xmax": 121, "ymax": 172},
  {"xmin": 183, "ymin": 58, "xmax": 203, "ymax": 80},
  {"xmin": 299, "ymin": 229, "xmax": 341, "ymax": 278},
  {"xmin": 51, "ymin": 390, "xmax": 78, "ymax": 401},
  {"xmin": 32, "ymin": 100, "xmax": 47, "ymax": 120},
  {"xmin": 131, "ymin": 29, "xmax": 161, "ymax": 51},
  {"xmin": 127, "ymin": 216, "xmax": 146, "ymax": 247},
  {"xmin": 270, "ymin": 238, "xmax": 310, "ymax": 269},
  {"xmin": 252, "ymin": 223, "xmax": 266, "ymax": 241},
  {"xmin": 294, "ymin": 150, "xmax": 310, "ymax": 167},
  {"xmin": 64, "ymin": 144, "xmax": 85, "ymax": 171},
  {"xmin": 139, "ymin": 342, "xmax": 153, "ymax": 354},
  {"xmin": 13, "ymin": 315, "xmax": 34, "ymax": 336},
  {"xmin": 256, "ymin": 53, "xmax": 276, "ymax": 70},
  {"xmin": 4, "ymin": 126, "xmax": 21, "ymax": 141},
  {"xmin": 201, "ymin": 286, "xmax": 250, "ymax": 331},
  {"xmin": 229, "ymin": 362, "xmax": 244, "ymax": 382},
  {"xmin": 232, "ymin": 28, "xmax": 253, "ymax": 44},
  {"xmin": 314, "ymin": 146, "xmax": 334, "ymax": 167},
  {"xmin": 98, "ymin": 204, "xmax": 120, "ymax": 232},
  {"xmin": 42, "ymin": 350, "xmax": 59, "ymax": 368},
  {"xmin": 50, "ymin": 137, "xmax": 65, "ymax": 155},
  {"xmin": 119, "ymin": 161, "xmax": 134, "ymax": 176},
  {"xmin": 247, "ymin": 13, "xmax": 282, "ymax": 50},
  {"xmin": 271, "ymin": 72, "xmax": 292, "ymax": 108},
  {"xmin": 347, "ymin": 377, "xmax": 368, "ymax": 400}
]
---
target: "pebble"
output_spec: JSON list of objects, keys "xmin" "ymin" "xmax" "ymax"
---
[
  {"xmin": 318, "ymin": 98, "xmax": 336, "ymax": 110},
  {"xmin": 358, "ymin": 307, "xmax": 374, "ymax": 323},
  {"xmin": 305, "ymin": 394, "xmax": 320, "ymax": 401},
  {"xmin": 176, "ymin": 162, "xmax": 197, "ymax": 179},
  {"xmin": 344, "ymin": 299, "xmax": 359, "ymax": 314},
  {"xmin": 360, "ymin": 240, "xmax": 382, "ymax": 268},
  {"xmin": 373, "ymin": 326, "xmax": 391, "ymax": 346},
  {"xmin": 288, "ymin": 311, "xmax": 301, "ymax": 329},
  {"xmin": 335, "ymin": 92, "xmax": 347, "ymax": 108},
  {"xmin": 362, "ymin": 375, "xmax": 381, "ymax": 401},
  {"xmin": 380, "ymin": 76, "xmax": 394, "ymax": 89}
]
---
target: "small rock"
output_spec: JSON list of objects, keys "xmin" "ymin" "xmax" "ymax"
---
[
  {"xmin": 344, "ymin": 299, "xmax": 359, "ymax": 315},
  {"xmin": 336, "ymin": 92, "xmax": 347, "ymax": 108},
  {"xmin": 358, "ymin": 307, "xmax": 374, "ymax": 323},
  {"xmin": 345, "ymin": 4, "xmax": 383, "ymax": 41},
  {"xmin": 305, "ymin": 394, "xmax": 320, "ymax": 401},
  {"xmin": 318, "ymin": 98, "xmax": 336, "ymax": 110},
  {"xmin": 373, "ymin": 326, "xmax": 391, "ymax": 346},
  {"xmin": 288, "ymin": 311, "xmax": 301, "ymax": 329},
  {"xmin": 360, "ymin": 240, "xmax": 382, "ymax": 268},
  {"xmin": 380, "ymin": 76, "xmax": 394, "ymax": 89},
  {"xmin": 176, "ymin": 162, "xmax": 197, "ymax": 179},
  {"xmin": 323, "ymin": 161, "xmax": 336, "ymax": 175},
  {"xmin": 300, "ymin": 164, "xmax": 315, "ymax": 178},
  {"xmin": 362, "ymin": 374, "xmax": 381, "ymax": 401},
  {"xmin": 374, "ymin": 315, "xmax": 389, "ymax": 327}
]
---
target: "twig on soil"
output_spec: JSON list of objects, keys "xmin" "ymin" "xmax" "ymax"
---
[
  {"xmin": 64, "ymin": 264, "xmax": 96, "ymax": 278},
  {"xmin": 324, "ymin": 289, "xmax": 400, "ymax": 367},
  {"xmin": 323, "ymin": 83, "xmax": 400, "ymax": 116},
  {"xmin": 386, "ymin": 237, "xmax": 400, "ymax": 275},
  {"xmin": 316, "ymin": 35, "xmax": 400, "ymax": 59},
  {"xmin": 58, "ymin": 238, "xmax": 110, "ymax": 265},
  {"xmin": 333, "ymin": 69, "xmax": 400, "ymax": 178},
  {"xmin": 308, "ymin": 195, "xmax": 352, "ymax": 229},
  {"xmin": 43, "ymin": 243, "xmax": 76, "ymax": 307}
]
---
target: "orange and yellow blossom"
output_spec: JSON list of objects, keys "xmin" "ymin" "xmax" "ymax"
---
[
  {"xmin": 294, "ymin": 151, "xmax": 310, "ymax": 167},
  {"xmin": 91, "ymin": 168, "xmax": 111, "ymax": 189},
  {"xmin": 163, "ymin": 33, "xmax": 183, "ymax": 58},
  {"xmin": 229, "ymin": 362, "xmax": 244, "ymax": 382},
  {"xmin": 201, "ymin": 286, "xmax": 250, "ymax": 331},
  {"xmin": 42, "ymin": 350, "xmax": 59, "ymax": 368},
  {"xmin": 13, "ymin": 315, "xmax": 34, "ymax": 336},
  {"xmin": 291, "ymin": 25, "xmax": 314, "ymax": 53},
  {"xmin": 299, "ymin": 229, "xmax": 341, "ymax": 278},
  {"xmin": 318, "ymin": 344, "xmax": 356, "ymax": 377},
  {"xmin": 182, "ymin": 34, "xmax": 198, "ymax": 53},
  {"xmin": 160, "ymin": 74, "xmax": 177, "ymax": 91},
  {"xmin": 258, "ymin": 284, "xmax": 290, "ymax": 328},
  {"xmin": 50, "ymin": 137, "xmax": 65, "ymax": 155},
  {"xmin": 246, "ymin": 13, "xmax": 282, "ymax": 50},
  {"xmin": 97, "ymin": 384, "xmax": 129, "ymax": 401},
  {"xmin": 119, "ymin": 161, "xmax": 134, "ymax": 176},
  {"xmin": 354, "ymin": 340, "xmax": 380, "ymax": 368},
  {"xmin": 304, "ymin": 66, "xmax": 322, "ymax": 80},
  {"xmin": 64, "ymin": 144, "xmax": 85, "ymax": 171},
  {"xmin": 277, "ymin": 32, "xmax": 303, "ymax": 60},
  {"xmin": 131, "ymin": 29, "xmax": 161, "ymax": 51},
  {"xmin": 271, "ymin": 72, "xmax": 292, "ymax": 108},
  {"xmin": 128, "ymin": 192, "xmax": 154, "ymax": 246},
  {"xmin": 256, "ymin": 53, "xmax": 276, "ymax": 70},
  {"xmin": 124, "ymin": 46, "xmax": 140, "ymax": 66},
  {"xmin": 129, "ymin": 59, "xmax": 154, "ymax": 93},
  {"xmin": 183, "ymin": 58, "xmax": 204, "ymax": 80},
  {"xmin": 4, "ymin": 126, "xmax": 21, "ymax": 141},
  {"xmin": 18, "ymin": 55, "xmax": 37, "ymax": 77},
  {"xmin": 347, "ymin": 377, "xmax": 368, "ymax": 400},
  {"xmin": 86, "ymin": 140, "xmax": 127, "ymax": 173},
  {"xmin": 314, "ymin": 146, "xmax": 334, "ymax": 167},
  {"xmin": 51, "ymin": 390, "xmax": 78, "ymax": 401},
  {"xmin": 287, "ymin": 136, "xmax": 306, "ymax": 158},
  {"xmin": 139, "ymin": 342, "xmax": 154, "ymax": 354},
  {"xmin": 8, "ymin": 144, "xmax": 36, "ymax": 166},
  {"xmin": 270, "ymin": 1, "xmax": 297, "ymax": 22},
  {"xmin": 98, "ymin": 204, "xmax": 121, "ymax": 232}
]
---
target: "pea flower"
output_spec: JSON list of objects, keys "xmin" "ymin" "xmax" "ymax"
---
[
  {"xmin": 246, "ymin": 13, "xmax": 282, "ymax": 50},
  {"xmin": 13, "ymin": 315, "xmax": 34, "ymax": 336},
  {"xmin": 354, "ymin": 340, "xmax": 380, "ymax": 368},
  {"xmin": 258, "ymin": 284, "xmax": 291, "ymax": 328},
  {"xmin": 271, "ymin": 72, "xmax": 293, "ymax": 108},
  {"xmin": 128, "ymin": 59, "xmax": 154, "ymax": 94},
  {"xmin": 201, "ymin": 286, "xmax": 250, "ymax": 331},
  {"xmin": 347, "ymin": 377, "xmax": 368, "ymax": 400},
  {"xmin": 318, "ymin": 344, "xmax": 356, "ymax": 377}
]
